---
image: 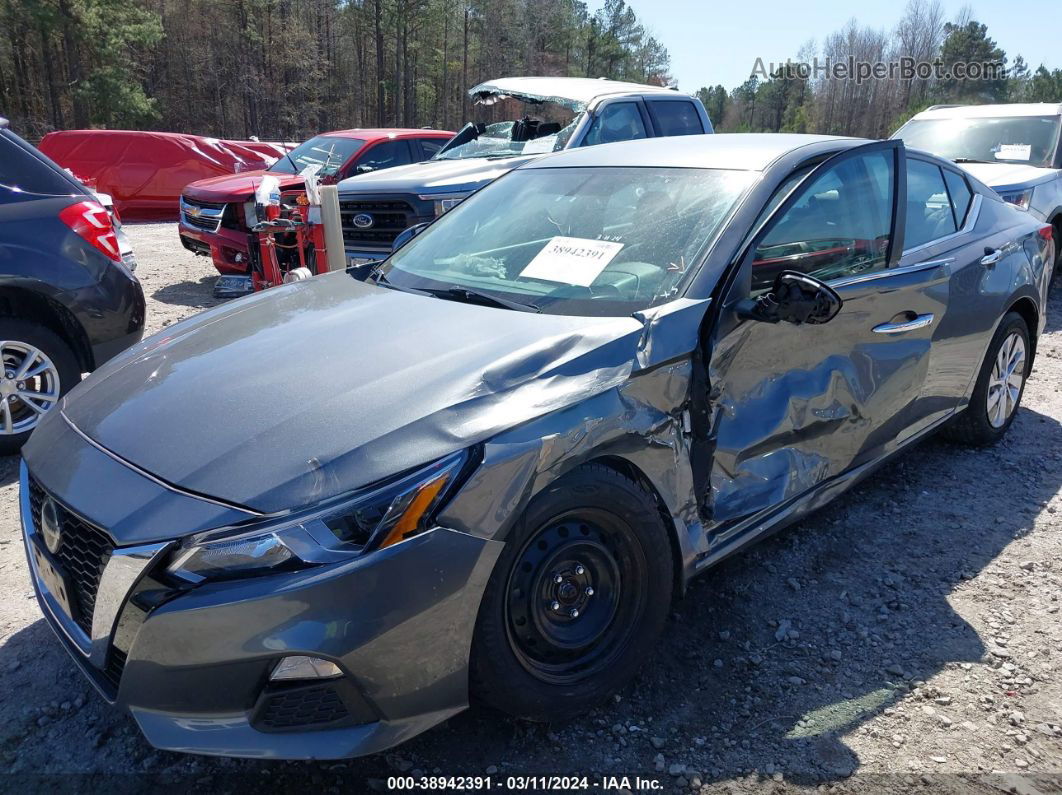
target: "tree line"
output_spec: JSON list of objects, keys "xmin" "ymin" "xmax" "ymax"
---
[
  {"xmin": 0, "ymin": 0, "xmax": 671, "ymax": 140},
  {"xmin": 701, "ymin": 0, "xmax": 1062, "ymax": 138}
]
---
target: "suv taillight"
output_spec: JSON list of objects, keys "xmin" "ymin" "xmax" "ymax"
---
[{"xmin": 59, "ymin": 200, "xmax": 121, "ymax": 263}]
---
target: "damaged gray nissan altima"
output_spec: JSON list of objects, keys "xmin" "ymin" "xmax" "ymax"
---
[{"xmin": 19, "ymin": 134, "xmax": 1054, "ymax": 759}]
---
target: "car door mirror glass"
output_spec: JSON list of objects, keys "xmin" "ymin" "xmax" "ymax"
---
[{"xmin": 737, "ymin": 270, "xmax": 843, "ymax": 325}]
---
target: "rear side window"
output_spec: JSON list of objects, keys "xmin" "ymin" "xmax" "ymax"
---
[
  {"xmin": 943, "ymin": 168, "xmax": 974, "ymax": 228},
  {"xmin": 0, "ymin": 131, "xmax": 81, "ymax": 200},
  {"xmin": 583, "ymin": 102, "xmax": 648, "ymax": 147},
  {"xmin": 905, "ymin": 159, "xmax": 957, "ymax": 250},
  {"xmin": 647, "ymin": 100, "xmax": 704, "ymax": 136}
]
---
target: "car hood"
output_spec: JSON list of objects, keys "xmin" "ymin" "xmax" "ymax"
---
[
  {"xmin": 59, "ymin": 272, "xmax": 649, "ymax": 515},
  {"xmin": 183, "ymin": 170, "xmax": 305, "ymax": 203},
  {"xmin": 338, "ymin": 155, "xmax": 539, "ymax": 197},
  {"xmin": 957, "ymin": 162, "xmax": 1059, "ymax": 192}
]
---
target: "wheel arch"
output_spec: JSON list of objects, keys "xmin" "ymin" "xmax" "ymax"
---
[
  {"xmin": 1006, "ymin": 294, "xmax": 1040, "ymax": 365},
  {"xmin": 0, "ymin": 285, "xmax": 93, "ymax": 372},
  {"xmin": 585, "ymin": 454, "xmax": 686, "ymax": 599}
]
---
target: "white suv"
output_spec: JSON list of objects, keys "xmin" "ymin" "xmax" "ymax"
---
[{"xmin": 893, "ymin": 103, "xmax": 1062, "ymax": 269}]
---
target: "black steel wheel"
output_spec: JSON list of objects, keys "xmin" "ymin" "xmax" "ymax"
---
[{"xmin": 471, "ymin": 463, "xmax": 673, "ymax": 722}]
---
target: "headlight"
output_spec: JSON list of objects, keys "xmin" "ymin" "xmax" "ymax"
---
[
  {"xmin": 166, "ymin": 451, "xmax": 469, "ymax": 583},
  {"xmin": 419, "ymin": 193, "xmax": 469, "ymax": 216},
  {"xmin": 999, "ymin": 188, "xmax": 1033, "ymax": 210}
]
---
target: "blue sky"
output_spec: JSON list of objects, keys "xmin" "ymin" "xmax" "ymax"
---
[{"xmin": 608, "ymin": 0, "xmax": 1060, "ymax": 93}]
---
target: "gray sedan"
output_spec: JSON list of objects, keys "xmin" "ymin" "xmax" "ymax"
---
[{"xmin": 19, "ymin": 133, "xmax": 1054, "ymax": 759}]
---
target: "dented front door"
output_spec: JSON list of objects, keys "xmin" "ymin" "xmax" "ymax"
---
[{"xmin": 702, "ymin": 140, "xmax": 935, "ymax": 549}]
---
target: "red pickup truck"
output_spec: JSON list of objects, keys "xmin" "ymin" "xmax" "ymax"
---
[{"xmin": 179, "ymin": 128, "xmax": 453, "ymax": 275}]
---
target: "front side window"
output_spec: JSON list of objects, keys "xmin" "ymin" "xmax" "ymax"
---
[
  {"xmin": 905, "ymin": 159, "xmax": 957, "ymax": 250},
  {"xmin": 379, "ymin": 166, "xmax": 755, "ymax": 316},
  {"xmin": 895, "ymin": 116, "xmax": 1061, "ymax": 168},
  {"xmin": 752, "ymin": 150, "xmax": 894, "ymax": 290},
  {"xmin": 583, "ymin": 102, "xmax": 648, "ymax": 147},
  {"xmin": 268, "ymin": 135, "xmax": 365, "ymax": 177},
  {"xmin": 356, "ymin": 140, "xmax": 413, "ymax": 173}
]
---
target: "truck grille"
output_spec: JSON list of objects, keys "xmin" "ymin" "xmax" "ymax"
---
[
  {"xmin": 28, "ymin": 475, "xmax": 114, "ymax": 636},
  {"xmin": 180, "ymin": 197, "xmax": 227, "ymax": 233},
  {"xmin": 339, "ymin": 199, "xmax": 415, "ymax": 247}
]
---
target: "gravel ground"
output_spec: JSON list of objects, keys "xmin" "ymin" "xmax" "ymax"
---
[{"xmin": 0, "ymin": 222, "xmax": 1060, "ymax": 793}]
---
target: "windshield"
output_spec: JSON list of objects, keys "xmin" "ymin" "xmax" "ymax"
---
[
  {"xmin": 268, "ymin": 135, "xmax": 365, "ymax": 176},
  {"xmin": 379, "ymin": 166, "xmax": 755, "ymax": 316},
  {"xmin": 435, "ymin": 99, "xmax": 581, "ymax": 161},
  {"xmin": 896, "ymin": 116, "xmax": 1061, "ymax": 168}
]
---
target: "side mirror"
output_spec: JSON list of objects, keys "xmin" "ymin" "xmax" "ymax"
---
[
  {"xmin": 737, "ymin": 270, "xmax": 843, "ymax": 325},
  {"xmin": 391, "ymin": 222, "xmax": 430, "ymax": 253}
]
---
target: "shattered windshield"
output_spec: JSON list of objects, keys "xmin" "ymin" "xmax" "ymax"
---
[
  {"xmin": 896, "ymin": 116, "xmax": 1061, "ymax": 168},
  {"xmin": 379, "ymin": 166, "xmax": 755, "ymax": 316},
  {"xmin": 435, "ymin": 98, "xmax": 581, "ymax": 160},
  {"xmin": 268, "ymin": 135, "xmax": 365, "ymax": 176}
]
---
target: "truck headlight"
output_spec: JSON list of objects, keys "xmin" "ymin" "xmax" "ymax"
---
[
  {"xmin": 998, "ymin": 188, "xmax": 1033, "ymax": 210},
  {"xmin": 419, "ymin": 193, "xmax": 469, "ymax": 216},
  {"xmin": 166, "ymin": 451, "xmax": 469, "ymax": 583}
]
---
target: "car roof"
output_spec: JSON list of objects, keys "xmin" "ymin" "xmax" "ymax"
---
[
  {"xmin": 911, "ymin": 103, "xmax": 1062, "ymax": 120},
  {"xmin": 320, "ymin": 128, "xmax": 453, "ymax": 141},
  {"xmin": 468, "ymin": 77, "xmax": 682, "ymax": 110},
  {"xmin": 520, "ymin": 133, "xmax": 866, "ymax": 172}
]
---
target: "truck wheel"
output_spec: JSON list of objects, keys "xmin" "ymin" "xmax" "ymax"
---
[
  {"xmin": 470, "ymin": 463, "xmax": 673, "ymax": 722},
  {"xmin": 0, "ymin": 319, "xmax": 80, "ymax": 454},
  {"xmin": 942, "ymin": 312, "xmax": 1029, "ymax": 447}
]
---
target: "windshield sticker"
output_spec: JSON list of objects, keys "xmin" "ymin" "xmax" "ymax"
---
[
  {"xmin": 519, "ymin": 236, "xmax": 624, "ymax": 286},
  {"xmin": 522, "ymin": 135, "xmax": 558, "ymax": 154},
  {"xmin": 996, "ymin": 144, "xmax": 1032, "ymax": 161}
]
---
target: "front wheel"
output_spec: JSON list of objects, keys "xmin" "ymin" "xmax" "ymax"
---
[
  {"xmin": 942, "ymin": 311, "xmax": 1030, "ymax": 446},
  {"xmin": 470, "ymin": 464, "xmax": 673, "ymax": 722}
]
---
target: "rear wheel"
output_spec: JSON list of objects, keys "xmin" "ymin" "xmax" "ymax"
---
[
  {"xmin": 0, "ymin": 320, "xmax": 80, "ymax": 454},
  {"xmin": 942, "ymin": 311, "xmax": 1030, "ymax": 446},
  {"xmin": 470, "ymin": 464, "xmax": 673, "ymax": 722}
]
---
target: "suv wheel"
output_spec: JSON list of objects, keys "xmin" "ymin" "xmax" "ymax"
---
[
  {"xmin": 470, "ymin": 464, "xmax": 673, "ymax": 722},
  {"xmin": 0, "ymin": 319, "xmax": 80, "ymax": 454}
]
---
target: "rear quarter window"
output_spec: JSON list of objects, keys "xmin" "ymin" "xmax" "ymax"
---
[
  {"xmin": 647, "ymin": 100, "xmax": 705, "ymax": 136},
  {"xmin": 0, "ymin": 131, "xmax": 82, "ymax": 200},
  {"xmin": 942, "ymin": 168, "xmax": 974, "ymax": 228}
]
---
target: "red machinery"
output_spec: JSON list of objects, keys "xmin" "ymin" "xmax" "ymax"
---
[{"xmin": 249, "ymin": 190, "xmax": 329, "ymax": 291}]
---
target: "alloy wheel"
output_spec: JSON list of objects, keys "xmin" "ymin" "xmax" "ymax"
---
[
  {"xmin": 0, "ymin": 341, "xmax": 60, "ymax": 436},
  {"xmin": 986, "ymin": 331, "xmax": 1025, "ymax": 428},
  {"xmin": 504, "ymin": 511, "xmax": 646, "ymax": 685}
]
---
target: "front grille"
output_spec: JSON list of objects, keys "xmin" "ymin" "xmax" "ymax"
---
[
  {"xmin": 28, "ymin": 476, "xmax": 114, "ymax": 636},
  {"xmin": 339, "ymin": 199, "xmax": 415, "ymax": 247},
  {"xmin": 256, "ymin": 684, "xmax": 350, "ymax": 730},
  {"xmin": 181, "ymin": 197, "xmax": 227, "ymax": 233}
]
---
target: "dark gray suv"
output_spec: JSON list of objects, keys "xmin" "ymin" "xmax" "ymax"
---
[{"xmin": 0, "ymin": 118, "xmax": 145, "ymax": 453}]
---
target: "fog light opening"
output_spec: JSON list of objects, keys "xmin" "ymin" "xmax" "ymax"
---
[{"xmin": 269, "ymin": 655, "xmax": 343, "ymax": 681}]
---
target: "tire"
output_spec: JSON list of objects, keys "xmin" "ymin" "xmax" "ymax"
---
[
  {"xmin": 470, "ymin": 463, "xmax": 673, "ymax": 722},
  {"xmin": 942, "ymin": 311, "xmax": 1030, "ymax": 447},
  {"xmin": 0, "ymin": 319, "xmax": 81, "ymax": 455}
]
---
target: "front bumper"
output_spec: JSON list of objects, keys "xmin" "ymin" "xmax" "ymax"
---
[
  {"xmin": 178, "ymin": 217, "xmax": 253, "ymax": 276},
  {"xmin": 19, "ymin": 434, "xmax": 502, "ymax": 759}
]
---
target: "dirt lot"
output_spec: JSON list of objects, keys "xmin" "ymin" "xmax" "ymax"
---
[{"xmin": 0, "ymin": 222, "xmax": 1060, "ymax": 793}]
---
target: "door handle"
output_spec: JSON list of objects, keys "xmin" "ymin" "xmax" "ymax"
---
[
  {"xmin": 981, "ymin": 247, "xmax": 1001, "ymax": 267},
  {"xmin": 873, "ymin": 313, "xmax": 935, "ymax": 334}
]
